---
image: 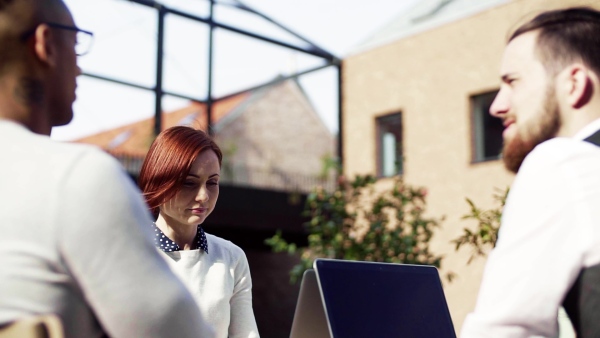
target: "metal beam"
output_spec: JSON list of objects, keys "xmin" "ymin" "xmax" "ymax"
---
[
  {"xmin": 82, "ymin": 72, "xmax": 154, "ymax": 91},
  {"xmin": 227, "ymin": 0, "xmax": 334, "ymax": 60},
  {"xmin": 337, "ymin": 62, "xmax": 343, "ymax": 172},
  {"xmin": 215, "ymin": 62, "xmax": 335, "ymax": 102},
  {"xmin": 126, "ymin": 0, "xmax": 337, "ymax": 61},
  {"xmin": 207, "ymin": 0, "xmax": 215, "ymax": 135},
  {"xmin": 116, "ymin": 0, "xmax": 343, "ymax": 174},
  {"xmin": 154, "ymin": 7, "xmax": 165, "ymax": 136}
]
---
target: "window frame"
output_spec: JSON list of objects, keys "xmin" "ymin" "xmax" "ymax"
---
[
  {"xmin": 375, "ymin": 112, "xmax": 403, "ymax": 178},
  {"xmin": 470, "ymin": 90, "xmax": 503, "ymax": 163}
]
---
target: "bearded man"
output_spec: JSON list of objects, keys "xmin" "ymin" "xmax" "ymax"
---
[
  {"xmin": 0, "ymin": 1, "xmax": 214, "ymax": 337},
  {"xmin": 461, "ymin": 7, "xmax": 600, "ymax": 338}
]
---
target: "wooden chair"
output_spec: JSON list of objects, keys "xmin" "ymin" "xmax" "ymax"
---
[{"xmin": 0, "ymin": 315, "xmax": 63, "ymax": 338}]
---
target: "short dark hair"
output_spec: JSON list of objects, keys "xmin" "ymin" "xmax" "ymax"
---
[
  {"xmin": 0, "ymin": 0, "xmax": 67, "ymax": 75},
  {"xmin": 0, "ymin": 0, "xmax": 15, "ymax": 11},
  {"xmin": 510, "ymin": 7, "xmax": 600, "ymax": 77},
  {"xmin": 138, "ymin": 126, "xmax": 223, "ymax": 217}
]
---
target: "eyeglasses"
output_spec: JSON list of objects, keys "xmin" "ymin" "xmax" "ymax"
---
[{"xmin": 21, "ymin": 22, "xmax": 94, "ymax": 56}]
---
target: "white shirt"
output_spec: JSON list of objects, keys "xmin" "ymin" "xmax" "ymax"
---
[
  {"xmin": 161, "ymin": 234, "xmax": 260, "ymax": 338},
  {"xmin": 461, "ymin": 119, "xmax": 600, "ymax": 338},
  {"xmin": 0, "ymin": 120, "xmax": 215, "ymax": 338}
]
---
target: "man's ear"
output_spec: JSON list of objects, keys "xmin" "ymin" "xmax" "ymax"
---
[
  {"xmin": 563, "ymin": 64, "xmax": 592, "ymax": 109},
  {"xmin": 33, "ymin": 24, "xmax": 57, "ymax": 67}
]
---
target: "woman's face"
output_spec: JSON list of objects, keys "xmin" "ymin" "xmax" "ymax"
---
[{"xmin": 159, "ymin": 150, "xmax": 220, "ymax": 228}]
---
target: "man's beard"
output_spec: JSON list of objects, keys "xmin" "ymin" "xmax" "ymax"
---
[{"xmin": 502, "ymin": 85, "xmax": 561, "ymax": 173}]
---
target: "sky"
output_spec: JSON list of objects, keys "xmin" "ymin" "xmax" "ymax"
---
[{"xmin": 52, "ymin": 0, "xmax": 419, "ymax": 141}]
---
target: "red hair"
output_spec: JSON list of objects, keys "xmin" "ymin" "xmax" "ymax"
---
[{"xmin": 138, "ymin": 126, "xmax": 223, "ymax": 217}]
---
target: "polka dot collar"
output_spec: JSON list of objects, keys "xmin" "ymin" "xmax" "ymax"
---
[{"xmin": 151, "ymin": 223, "xmax": 209, "ymax": 254}]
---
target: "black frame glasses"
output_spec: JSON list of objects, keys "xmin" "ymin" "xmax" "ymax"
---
[{"xmin": 21, "ymin": 22, "xmax": 94, "ymax": 56}]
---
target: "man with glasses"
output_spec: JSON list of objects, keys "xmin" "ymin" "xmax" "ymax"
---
[
  {"xmin": 21, "ymin": 22, "xmax": 94, "ymax": 57},
  {"xmin": 0, "ymin": 1, "xmax": 215, "ymax": 337}
]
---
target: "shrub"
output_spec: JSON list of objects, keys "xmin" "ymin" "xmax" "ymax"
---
[
  {"xmin": 265, "ymin": 174, "xmax": 446, "ymax": 283},
  {"xmin": 451, "ymin": 187, "xmax": 508, "ymax": 264}
]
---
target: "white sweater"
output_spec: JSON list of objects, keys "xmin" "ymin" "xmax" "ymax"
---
[
  {"xmin": 0, "ymin": 120, "xmax": 215, "ymax": 338},
  {"xmin": 161, "ymin": 234, "xmax": 260, "ymax": 338}
]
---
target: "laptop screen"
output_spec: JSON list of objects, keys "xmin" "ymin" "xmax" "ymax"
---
[{"xmin": 314, "ymin": 259, "xmax": 456, "ymax": 338}]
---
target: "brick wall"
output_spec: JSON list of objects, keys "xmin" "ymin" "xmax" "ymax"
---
[{"xmin": 216, "ymin": 80, "xmax": 335, "ymax": 185}]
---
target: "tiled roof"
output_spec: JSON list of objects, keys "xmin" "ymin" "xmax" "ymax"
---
[{"xmin": 74, "ymin": 92, "xmax": 250, "ymax": 155}]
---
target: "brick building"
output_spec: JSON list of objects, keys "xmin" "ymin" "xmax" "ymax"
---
[{"xmin": 76, "ymin": 78, "xmax": 335, "ymax": 193}]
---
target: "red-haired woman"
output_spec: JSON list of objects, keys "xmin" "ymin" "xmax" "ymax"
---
[{"xmin": 138, "ymin": 126, "xmax": 259, "ymax": 338}]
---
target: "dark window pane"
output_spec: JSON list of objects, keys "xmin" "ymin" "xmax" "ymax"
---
[
  {"xmin": 376, "ymin": 113, "xmax": 402, "ymax": 177},
  {"xmin": 472, "ymin": 91, "xmax": 502, "ymax": 162}
]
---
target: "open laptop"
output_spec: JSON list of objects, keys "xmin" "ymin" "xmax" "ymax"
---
[{"xmin": 289, "ymin": 259, "xmax": 456, "ymax": 338}]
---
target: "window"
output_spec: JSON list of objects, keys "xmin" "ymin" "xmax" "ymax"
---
[
  {"xmin": 376, "ymin": 113, "xmax": 403, "ymax": 177},
  {"xmin": 472, "ymin": 91, "xmax": 503, "ymax": 162}
]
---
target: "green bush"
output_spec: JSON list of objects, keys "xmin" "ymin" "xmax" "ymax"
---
[
  {"xmin": 265, "ymin": 174, "xmax": 446, "ymax": 283},
  {"xmin": 451, "ymin": 188, "xmax": 508, "ymax": 264}
]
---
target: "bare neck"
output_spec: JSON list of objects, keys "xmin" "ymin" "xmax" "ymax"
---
[
  {"xmin": 0, "ymin": 74, "xmax": 51, "ymax": 135},
  {"xmin": 155, "ymin": 214, "xmax": 197, "ymax": 250},
  {"xmin": 558, "ymin": 99, "xmax": 600, "ymax": 138}
]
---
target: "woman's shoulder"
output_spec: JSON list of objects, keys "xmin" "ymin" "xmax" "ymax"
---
[
  {"xmin": 205, "ymin": 233, "xmax": 253, "ymax": 278},
  {"xmin": 205, "ymin": 233, "xmax": 246, "ymax": 258}
]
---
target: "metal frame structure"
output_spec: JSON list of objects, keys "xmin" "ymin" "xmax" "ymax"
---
[{"xmin": 82, "ymin": 0, "xmax": 344, "ymax": 164}]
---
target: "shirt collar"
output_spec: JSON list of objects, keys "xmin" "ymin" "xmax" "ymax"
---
[
  {"xmin": 151, "ymin": 223, "xmax": 209, "ymax": 254},
  {"xmin": 572, "ymin": 118, "xmax": 600, "ymax": 140}
]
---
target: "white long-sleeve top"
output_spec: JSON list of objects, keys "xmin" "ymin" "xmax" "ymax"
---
[
  {"xmin": 160, "ymin": 233, "xmax": 260, "ymax": 338},
  {"xmin": 461, "ymin": 119, "xmax": 600, "ymax": 338},
  {"xmin": 0, "ymin": 120, "xmax": 215, "ymax": 338}
]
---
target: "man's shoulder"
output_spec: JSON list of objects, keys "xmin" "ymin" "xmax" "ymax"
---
[
  {"xmin": 1, "ymin": 121, "xmax": 123, "ymax": 185},
  {"xmin": 536, "ymin": 136, "xmax": 600, "ymax": 151},
  {"xmin": 518, "ymin": 137, "xmax": 600, "ymax": 180},
  {"xmin": 526, "ymin": 137, "xmax": 600, "ymax": 165},
  {"xmin": 1, "ymin": 120, "xmax": 112, "ymax": 163}
]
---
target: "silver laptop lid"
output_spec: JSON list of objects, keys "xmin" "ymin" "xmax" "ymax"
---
[{"xmin": 289, "ymin": 269, "xmax": 330, "ymax": 338}]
